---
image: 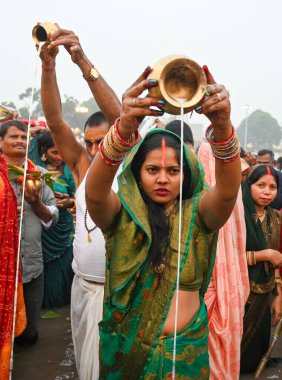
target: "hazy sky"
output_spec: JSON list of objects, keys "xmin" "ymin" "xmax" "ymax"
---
[{"xmin": 1, "ymin": 0, "xmax": 281, "ymax": 128}]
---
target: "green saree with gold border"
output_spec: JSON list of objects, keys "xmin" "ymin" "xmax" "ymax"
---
[{"xmin": 99, "ymin": 130, "xmax": 218, "ymax": 379}]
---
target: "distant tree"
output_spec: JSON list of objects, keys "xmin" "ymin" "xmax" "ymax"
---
[
  {"xmin": 18, "ymin": 88, "xmax": 43, "ymax": 119},
  {"xmin": 1, "ymin": 89, "xmax": 99, "ymax": 130},
  {"xmin": 1, "ymin": 101, "xmax": 17, "ymax": 109},
  {"xmin": 237, "ymin": 109, "xmax": 282, "ymax": 150},
  {"xmin": 80, "ymin": 98, "xmax": 99, "ymax": 114}
]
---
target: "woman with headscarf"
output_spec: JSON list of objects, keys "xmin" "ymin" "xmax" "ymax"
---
[
  {"xmin": 85, "ymin": 66, "xmax": 241, "ymax": 379},
  {"xmin": 240, "ymin": 164, "xmax": 282, "ymax": 373},
  {"xmin": 29, "ymin": 131, "xmax": 76, "ymax": 307}
]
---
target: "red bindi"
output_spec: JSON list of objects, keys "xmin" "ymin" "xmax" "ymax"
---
[
  {"xmin": 266, "ymin": 166, "xmax": 272, "ymax": 186},
  {"xmin": 161, "ymin": 138, "xmax": 166, "ymax": 168}
]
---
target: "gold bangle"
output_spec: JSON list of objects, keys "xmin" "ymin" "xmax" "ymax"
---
[
  {"xmin": 246, "ymin": 251, "xmax": 256, "ymax": 266},
  {"xmin": 251, "ymin": 251, "xmax": 256, "ymax": 266}
]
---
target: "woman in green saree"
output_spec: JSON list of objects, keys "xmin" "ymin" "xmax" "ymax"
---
[
  {"xmin": 240, "ymin": 164, "xmax": 282, "ymax": 374},
  {"xmin": 86, "ymin": 66, "xmax": 241, "ymax": 379}
]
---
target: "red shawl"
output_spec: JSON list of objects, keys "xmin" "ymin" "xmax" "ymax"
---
[
  {"xmin": 0, "ymin": 154, "xmax": 26, "ymax": 380},
  {"xmin": 280, "ymin": 211, "xmax": 282, "ymax": 277}
]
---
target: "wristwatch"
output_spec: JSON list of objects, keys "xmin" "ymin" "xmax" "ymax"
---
[{"xmin": 83, "ymin": 66, "xmax": 100, "ymax": 82}]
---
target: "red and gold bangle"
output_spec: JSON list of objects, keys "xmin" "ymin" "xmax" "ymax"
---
[
  {"xmin": 98, "ymin": 118, "xmax": 140, "ymax": 166},
  {"xmin": 114, "ymin": 117, "xmax": 139, "ymax": 147},
  {"xmin": 206, "ymin": 125, "xmax": 240, "ymax": 163},
  {"xmin": 99, "ymin": 140, "xmax": 123, "ymax": 166}
]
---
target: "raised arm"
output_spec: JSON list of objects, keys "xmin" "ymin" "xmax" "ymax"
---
[
  {"xmin": 40, "ymin": 42, "xmax": 90, "ymax": 185},
  {"xmin": 48, "ymin": 26, "xmax": 121, "ymax": 125},
  {"xmin": 197, "ymin": 66, "xmax": 241, "ymax": 231},
  {"xmin": 85, "ymin": 68, "xmax": 164, "ymax": 230},
  {"xmin": 40, "ymin": 26, "xmax": 121, "ymax": 185}
]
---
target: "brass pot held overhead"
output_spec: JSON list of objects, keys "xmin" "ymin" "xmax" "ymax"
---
[
  {"xmin": 0, "ymin": 105, "xmax": 14, "ymax": 122},
  {"xmin": 148, "ymin": 55, "xmax": 207, "ymax": 115},
  {"xmin": 32, "ymin": 22, "xmax": 58, "ymax": 45}
]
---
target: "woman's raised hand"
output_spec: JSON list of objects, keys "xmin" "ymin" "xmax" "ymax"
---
[
  {"xmin": 195, "ymin": 65, "xmax": 231, "ymax": 131},
  {"xmin": 118, "ymin": 67, "xmax": 166, "ymax": 140}
]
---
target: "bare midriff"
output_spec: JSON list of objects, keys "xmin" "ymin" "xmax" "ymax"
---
[{"xmin": 161, "ymin": 290, "xmax": 200, "ymax": 336}]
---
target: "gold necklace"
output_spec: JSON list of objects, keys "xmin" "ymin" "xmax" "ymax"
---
[
  {"xmin": 164, "ymin": 200, "xmax": 177, "ymax": 217},
  {"xmin": 257, "ymin": 210, "xmax": 265, "ymax": 218}
]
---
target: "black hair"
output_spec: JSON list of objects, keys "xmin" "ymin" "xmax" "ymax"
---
[
  {"xmin": 37, "ymin": 131, "xmax": 55, "ymax": 155},
  {"xmin": 257, "ymin": 149, "xmax": 274, "ymax": 161},
  {"xmin": 165, "ymin": 120, "xmax": 194, "ymax": 147},
  {"xmin": 240, "ymin": 147, "xmax": 246, "ymax": 158},
  {"xmin": 131, "ymin": 132, "xmax": 191, "ymax": 274},
  {"xmin": 0, "ymin": 120, "xmax": 27, "ymax": 138},
  {"xmin": 84, "ymin": 111, "xmax": 108, "ymax": 132},
  {"xmin": 248, "ymin": 165, "xmax": 279, "ymax": 188}
]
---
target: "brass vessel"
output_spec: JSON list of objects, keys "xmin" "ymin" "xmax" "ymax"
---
[
  {"xmin": 0, "ymin": 105, "xmax": 14, "ymax": 122},
  {"xmin": 148, "ymin": 55, "xmax": 207, "ymax": 115},
  {"xmin": 32, "ymin": 22, "xmax": 58, "ymax": 45}
]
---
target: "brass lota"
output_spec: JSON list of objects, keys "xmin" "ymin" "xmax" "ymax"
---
[
  {"xmin": 32, "ymin": 22, "xmax": 58, "ymax": 45},
  {"xmin": 148, "ymin": 55, "xmax": 207, "ymax": 115},
  {"xmin": 0, "ymin": 105, "xmax": 14, "ymax": 122}
]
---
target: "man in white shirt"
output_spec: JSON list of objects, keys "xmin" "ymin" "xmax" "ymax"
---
[{"xmin": 40, "ymin": 27, "xmax": 120, "ymax": 379}]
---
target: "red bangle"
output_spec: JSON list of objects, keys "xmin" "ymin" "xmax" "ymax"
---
[
  {"xmin": 99, "ymin": 140, "xmax": 123, "ymax": 166},
  {"xmin": 206, "ymin": 124, "xmax": 235, "ymax": 146},
  {"xmin": 114, "ymin": 117, "xmax": 139, "ymax": 147},
  {"xmin": 215, "ymin": 152, "xmax": 240, "ymax": 163}
]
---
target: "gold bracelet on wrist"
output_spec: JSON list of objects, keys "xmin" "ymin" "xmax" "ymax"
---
[{"xmin": 246, "ymin": 251, "xmax": 256, "ymax": 266}]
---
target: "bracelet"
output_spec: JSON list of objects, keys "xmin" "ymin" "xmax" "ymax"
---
[
  {"xmin": 206, "ymin": 125, "xmax": 241, "ymax": 163},
  {"xmin": 69, "ymin": 199, "xmax": 75, "ymax": 208},
  {"xmin": 42, "ymin": 63, "xmax": 56, "ymax": 72},
  {"xmin": 99, "ymin": 118, "xmax": 140, "ymax": 166},
  {"xmin": 247, "ymin": 251, "xmax": 256, "ymax": 266}
]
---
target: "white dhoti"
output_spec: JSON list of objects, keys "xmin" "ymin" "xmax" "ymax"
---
[{"xmin": 71, "ymin": 274, "xmax": 104, "ymax": 380}]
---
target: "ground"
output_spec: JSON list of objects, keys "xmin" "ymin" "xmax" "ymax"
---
[{"xmin": 13, "ymin": 306, "xmax": 282, "ymax": 379}]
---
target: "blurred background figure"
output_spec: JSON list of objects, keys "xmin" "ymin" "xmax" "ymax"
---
[
  {"xmin": 240, "ymin": 165, "xmax": 282, "ymax": 374},
  {"xmin": 166, "ymin": 119, "xmax": 194, "ymax": 149},
  {"xmin": 199, "ymin": 142, "xmax": 249, "ymax": 380},
  {"xmin": 0, "ymin": 120, "xmax": 58, "ymax": 346},
  {"xmin": 29, "ymin": 130, "xmax": 76, "ymax": 308},
  {"xmin": 257, "ymin": 149, "xmax": 282, "ymax": 210}
]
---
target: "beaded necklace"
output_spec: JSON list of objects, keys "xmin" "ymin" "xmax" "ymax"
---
[{"xmin": 84, "ymin": 208, "xmax": 97, "ymax": 242}]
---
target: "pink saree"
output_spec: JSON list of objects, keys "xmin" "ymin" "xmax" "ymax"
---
[{"xmin": 198, "ymin": 143, "xmax": 249, "ymax": 380}]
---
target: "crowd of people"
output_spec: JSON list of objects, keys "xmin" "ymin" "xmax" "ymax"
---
[{"xmin": 0, "ymin": 25, "xmax": 282, "ymax": 380}]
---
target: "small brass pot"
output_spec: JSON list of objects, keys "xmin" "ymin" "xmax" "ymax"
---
[
  {"xmin": 148, "ymin": 55, "xmax": 207, "ymax": 115},
  {"xmin": 0, "ymin": 105, "xmax": 13, "ymax": 122},
  {"xmin": 32, "ymin": 22, "xmax": 58, "ymax": 45}
]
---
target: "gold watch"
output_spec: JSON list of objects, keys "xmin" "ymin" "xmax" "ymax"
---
[{"xmin": 83, "ymin": 66, "xmax": 100, "ymax": 82}]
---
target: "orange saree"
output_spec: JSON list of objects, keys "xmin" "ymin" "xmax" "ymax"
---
[{"xmin": 0, "ymin": 154, "xmax": 26, "ymax": 380}]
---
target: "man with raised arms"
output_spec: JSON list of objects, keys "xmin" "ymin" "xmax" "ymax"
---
[{"xmin": 39, "ymin": 26, "xmax": 120, "ymax": 379}]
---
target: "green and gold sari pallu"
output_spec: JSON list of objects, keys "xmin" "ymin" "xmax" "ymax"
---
[{"xmin": 99, "ymin": 130, "xmax": 218, "ymax": 379}]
